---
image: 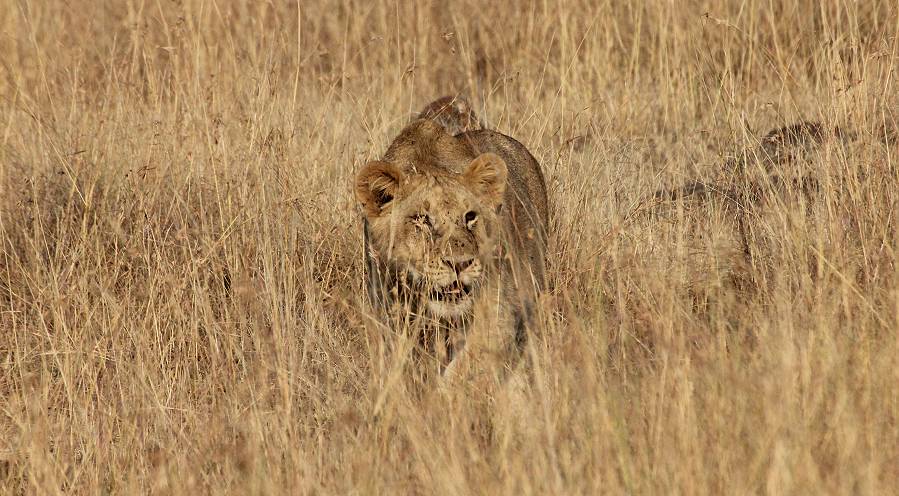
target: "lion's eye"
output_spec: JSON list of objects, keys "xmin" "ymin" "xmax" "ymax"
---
[{"xmin": 464, "ymin": 211, "xmax": 478, "ymax": 228}]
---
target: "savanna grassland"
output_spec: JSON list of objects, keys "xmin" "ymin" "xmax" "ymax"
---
[{"xmin": 1, "ymin": 1, "xmax": 897, "ymax": 494}]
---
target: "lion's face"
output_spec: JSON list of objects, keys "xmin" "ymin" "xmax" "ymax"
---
[{"xmin": 355, "ymin": 153, "xmax": 508, "ymax": 319}]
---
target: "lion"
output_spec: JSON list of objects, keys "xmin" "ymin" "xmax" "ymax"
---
[{"xmin": 354, "ymin": 96, "xmax": 548, "ymax": 381}]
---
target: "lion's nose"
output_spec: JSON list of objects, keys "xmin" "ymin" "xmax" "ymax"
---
[{"xmin": 443, "ymin": 258, "xmax": 473, "ymax": 274}]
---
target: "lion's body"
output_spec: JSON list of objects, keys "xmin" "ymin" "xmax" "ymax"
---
[{"xmin": 356, "ymin": 97, "xmax": 548, "ymax": 377}]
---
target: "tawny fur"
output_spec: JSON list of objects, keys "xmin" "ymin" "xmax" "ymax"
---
[
  {"xmin": 355, "ymin": 96, "xmax": 548, "ymax": 378},
  {"xmin": 415, "ymin": 95, "xmax": 486, "ymax": 136}
]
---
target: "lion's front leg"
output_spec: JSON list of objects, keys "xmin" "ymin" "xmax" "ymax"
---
[{"xmin": 440, "ymin": 291, "xmax": 525, "ymax": 388}]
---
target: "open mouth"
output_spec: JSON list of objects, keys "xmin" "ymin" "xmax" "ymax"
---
[{"xmin": 428, "ymin": 280, "xmax": 473, "ymax": 304}]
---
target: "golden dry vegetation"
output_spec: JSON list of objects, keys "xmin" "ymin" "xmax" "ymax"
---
[{"xmin": 1, "ymin": 1, "xmax": 897, "ymax": 494}]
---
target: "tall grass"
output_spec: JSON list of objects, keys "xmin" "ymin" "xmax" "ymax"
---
[{"xmin": 1, "ymin": 0, "xmax": 897, "ymax": 493}]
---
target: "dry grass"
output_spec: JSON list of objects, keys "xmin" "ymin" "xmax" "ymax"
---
[{"xmin": 1, "ymin": 1, "xmax": 897, "ymax": 493}]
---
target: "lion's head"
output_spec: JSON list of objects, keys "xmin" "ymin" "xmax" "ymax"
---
[{"xmin": 355, "ymin": 123, "xmax": 508, "ymax": 319}]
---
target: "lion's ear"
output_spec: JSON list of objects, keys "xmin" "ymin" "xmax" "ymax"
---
[
  {"xmin": 463, "ymin": 153, "xmax": 508, "ymax": 206},
  {"xmin": 355, "ymin": 161, "xmax": 404, "ymax": 217}
]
